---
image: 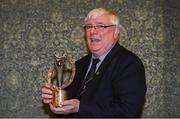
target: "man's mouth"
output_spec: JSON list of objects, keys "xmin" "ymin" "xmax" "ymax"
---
[{"xmin": 90, "ymin": 38, "xmax": 100, "ymax": 42}]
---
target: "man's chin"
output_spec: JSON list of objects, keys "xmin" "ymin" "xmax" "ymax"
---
[{"xmin": 90, "ymin": 50, "xmax": 102, "ymax": 56}]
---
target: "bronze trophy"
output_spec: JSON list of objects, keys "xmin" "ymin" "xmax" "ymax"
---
[{"xmin": 47, "ymin": 52, "xmax": 75, "ymax": 107}]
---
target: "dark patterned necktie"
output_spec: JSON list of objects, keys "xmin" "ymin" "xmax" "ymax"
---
[
  {"xmin": 85, "ymin": 58, "xmax": 100, "ymax": 82},
  {"xmin": 78, "ymin": 58, "xmax": 100, "ymax": 98}
]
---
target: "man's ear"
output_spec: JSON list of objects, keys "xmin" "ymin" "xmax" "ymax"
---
[{"xmin": 114, "ymin": 27, "xmax": 120, "ymax": 39}]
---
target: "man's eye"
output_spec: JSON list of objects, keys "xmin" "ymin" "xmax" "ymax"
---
[
  {"xmin": 88, "ymin": 26, "xmax": 93, "ymax": 28},
  {"xmin": 86, "ymin": 26, "xmax": 93, "ymax": 29}
]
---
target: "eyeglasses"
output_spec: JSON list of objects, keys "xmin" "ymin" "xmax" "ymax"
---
[{"xmin": 84, "ymin": 25, "xmax": 116, "ymax": 31}]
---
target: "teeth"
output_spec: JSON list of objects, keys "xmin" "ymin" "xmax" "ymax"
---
[{"xmin": 90, "ymin": 38, "xmax": 99, "ymax": 42}]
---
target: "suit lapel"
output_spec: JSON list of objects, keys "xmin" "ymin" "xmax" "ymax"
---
[{"xmin": 78, "ymin": 55, "xmax": 91, "ymax": 82}]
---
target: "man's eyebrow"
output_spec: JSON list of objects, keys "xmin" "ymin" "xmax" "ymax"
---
[
  {"xmin": 85, "ymin": 24, "xmax": 92, "ymax": 26},
  {"xmin": 96, "ymin": 23, "xmax": 106, "ymax": 25}
]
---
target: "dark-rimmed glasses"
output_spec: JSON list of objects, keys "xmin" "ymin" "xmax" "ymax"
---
[{"xmin": 84, "ymin": 25, "xmax": 116, "ymax": 31}]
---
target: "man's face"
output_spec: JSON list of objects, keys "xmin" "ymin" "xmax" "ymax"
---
[{"xmin": 85, "ymin": 14, "xmax": 119, "ymax": 57}]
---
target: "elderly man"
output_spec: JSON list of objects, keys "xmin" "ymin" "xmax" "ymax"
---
[{"xmin": 42, "ymin": 8, "xmax": 146, "ymax": 117}]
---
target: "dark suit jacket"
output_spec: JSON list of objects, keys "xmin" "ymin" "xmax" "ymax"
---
[{"xmin": 66, "ymin": 43, "xmax": 146, "ymax": 118}]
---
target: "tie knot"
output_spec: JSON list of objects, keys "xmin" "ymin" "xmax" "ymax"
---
[{"xmin": 92, "ymin": 58, "xmax": 100, "ymax": 66}]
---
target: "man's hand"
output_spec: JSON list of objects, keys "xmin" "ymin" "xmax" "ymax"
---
[
  {"xmin": 42, "ymin": 83, "xmax": 80, "ymax": 115},
  {"xmin": 41, "ymin": 83, "xmax": 53, "ymax": 104},
  {"xmin": 49, "ymin": 99, "xmax": 80, "ymax": 115}
]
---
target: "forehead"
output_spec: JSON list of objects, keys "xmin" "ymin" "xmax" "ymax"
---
[{"xmin": 85, "ymin": 14, "xmax": 112, "ymax": 25}]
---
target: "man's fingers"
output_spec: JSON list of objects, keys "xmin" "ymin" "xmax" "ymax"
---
[
  {"xmin": 61, "ymin": 99, "xmax": 79, "ymax": 106},
  {"xmin": 42, "ymin": 93, "xmax": 53, "ymax": 99},
  {"xmin": 49, "ymin": 103, "xmax": 74, "ymax": 115},
  {"xmin": 61, "ymin": 99, "xmax": 73, "ymax": 106},
  {"xmin": 41, "ymin": 87, "xmax": 53, "ymax": 94},
  {"xmin": 43, "ymin": 99, "xmax": 52, "ymax": 104},
  {"xmin": 41, "ymin": 83, "xmax": 53, "ymax": 104},
  {"xmin": 49, "ymin": 104, "xmax": 63, "ymax": 114}
]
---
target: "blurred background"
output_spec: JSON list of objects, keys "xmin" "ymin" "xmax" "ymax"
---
[{"xmin": 0, "ymin": 0, "xmax": 179, "ymax": 118}]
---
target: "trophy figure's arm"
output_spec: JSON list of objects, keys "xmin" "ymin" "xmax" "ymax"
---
[{"xmin": 47, "ymin": 66, "xmax": 56, "ymax": 84}]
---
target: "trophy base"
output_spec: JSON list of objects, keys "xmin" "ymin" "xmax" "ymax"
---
[{"xmin": 52, "ymin": 88, "xmax": 67, "ymax": 107}]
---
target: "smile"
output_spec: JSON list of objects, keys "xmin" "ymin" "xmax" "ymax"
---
[{"xmin": 90, "ymin": 38, "xmax": 100, "ymax": 42}]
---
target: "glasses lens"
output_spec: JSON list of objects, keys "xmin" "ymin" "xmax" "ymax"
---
[{"xmin": 84, "ymin": 25, "xmax": 115, "ymax": 30}]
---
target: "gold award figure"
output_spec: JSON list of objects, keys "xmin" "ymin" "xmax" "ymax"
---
[{"xmin": 47, "ymin": 52, "xmax": 75, "ymax": 107}]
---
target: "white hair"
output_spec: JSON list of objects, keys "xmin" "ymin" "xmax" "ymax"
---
[{"xmin": 85, "ymin": 8, "xmax": 120, "ymax": 26}]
